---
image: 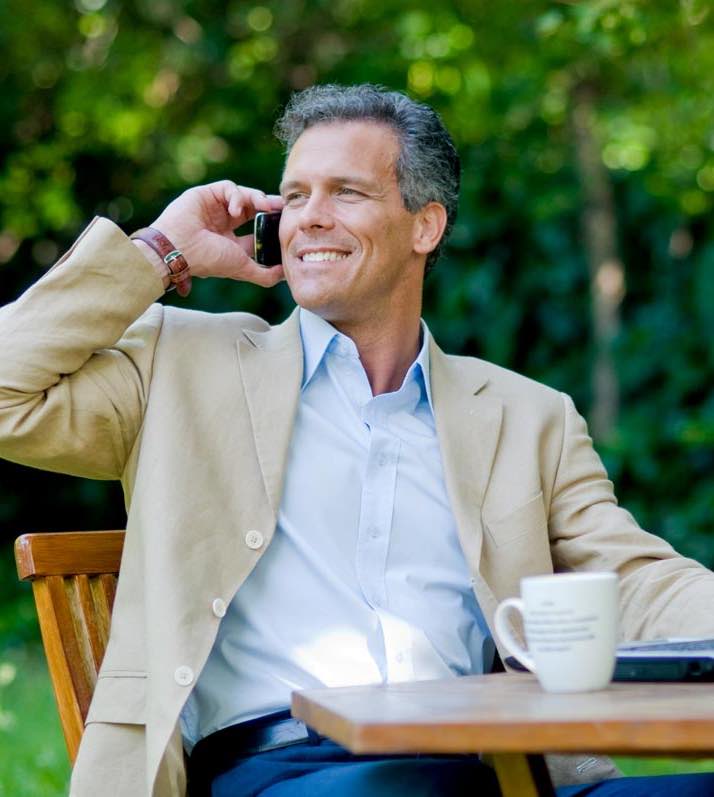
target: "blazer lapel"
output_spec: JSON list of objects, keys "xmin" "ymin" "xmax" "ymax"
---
[
  {"xmin": 429, "ymin": 339, "xmax": 503, "ymax": 570},
  {"xmin": 237, "ymin": 309, "xmax": 303, "ymax": 514}
]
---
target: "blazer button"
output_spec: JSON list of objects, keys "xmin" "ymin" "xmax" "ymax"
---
[
  {"xmin": 174, "ymin": 665, "xmax": 194, "ymax": 686},
  {"xmin": 245, "ymin": 530, "xmax": 264, "ymax": 550},
  {"xmin": 212, "ymin": 598, "xmax": 227, "ymax": 618}
]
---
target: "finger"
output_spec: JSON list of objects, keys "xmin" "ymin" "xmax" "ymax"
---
[
  {"xmin": 237, "ymin": 259, "xmax": 285, "ymax": 288},
  {"xmin": 244, "ymin": 187, "xmax": 277, "ymax": 214},
  {"xmin": 223, "ymin": 233, "xmax": 285, "ymax": 286},
  {"xmin": 213, "ymin": 181, "xmax": 253, "ymax": 218},
  {"xmin": 222, "ymin": 183, "xmax": 275, "ymax": 220},
  {"xmin": 266, "ymin": 194, "xmax": 285, "ymax": 210},
  {"xmin": 235, "ymin": 231, "xmax": 258, "ymax": 258},
  {"xmin": 223, "ymin": 182, "xmax": 250, "ymax": 218},
  {"xmin": 234, "ymin": 231, "xmax": 284, "ymax": 262}
]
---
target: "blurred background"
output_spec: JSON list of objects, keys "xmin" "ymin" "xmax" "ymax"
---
[{"xmin": 1, "ymin": 0, "xmax": 713, "ymax": 792}]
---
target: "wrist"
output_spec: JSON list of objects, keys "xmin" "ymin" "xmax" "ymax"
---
[
  {"xmin": 131, "ymin": 239, "xmax": 172, "ymax": 291},
  {"xmin": 129, "ymin": 227, "xmax": 192, "ymax": 296}
]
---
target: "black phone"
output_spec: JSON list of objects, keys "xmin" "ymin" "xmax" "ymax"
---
[{"xmin": 254, "ymin": 210, "xmax": 282, "ymax": 266}]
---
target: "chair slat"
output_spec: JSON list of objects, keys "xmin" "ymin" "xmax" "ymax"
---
[
  {"xmin": 15, "ymin": 531, "xmax": 125, "ymax": 763},
  {"xmin": 51, "ymin": 576, "xmax": 96, "ymax": 722},
  {"xmin": 32, "ymin": 576, "xmax": 85, "ymax": 761},
  {"xmin": 91, "ymin": 574, "xmax": 115, "ymax": 650},
  {"xmin": 15, "ymin": 531, "xmax": 124, "ymax": 580},
  {"xmin": 99, "ymin": 572, "xmax": 117, "ymax": 614},
  {"xmin": 74, "ymin": 574, "xmax": 105, "ymax": 672}
]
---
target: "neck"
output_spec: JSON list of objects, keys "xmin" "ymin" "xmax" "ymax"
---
[{"xmin": 333, "ymin": 311, "xmax": 423, "ymax": 396}]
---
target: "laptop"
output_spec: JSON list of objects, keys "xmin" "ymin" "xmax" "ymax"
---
[
  {"xmin": 614, "ymin": 638, "xmax": 714, "ymax": 682},
  {"xmin": 504, "ymin": 638, "xmax": 714, "ymax": 682}
]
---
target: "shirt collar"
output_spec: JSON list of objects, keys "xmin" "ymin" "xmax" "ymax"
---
[
  {"xmin": 298, "ymin": 307, "xmax": 434, "ymax": 412},
  {"xmin": 299, "ymin": 308, "xmax": 342, "ymax": 388},
  {"xmin": 411, "ymin": 325, "xmax": 433, "ymax": 412}
]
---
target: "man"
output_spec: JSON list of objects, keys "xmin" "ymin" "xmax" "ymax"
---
[{"xmin": 1, "ymin": 84, "xmax": 713, "ymax": 797}]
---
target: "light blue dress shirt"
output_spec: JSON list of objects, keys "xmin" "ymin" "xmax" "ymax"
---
[{"xmin": 180, "ymin": 309, "xmax": 493, "ymax": 749}]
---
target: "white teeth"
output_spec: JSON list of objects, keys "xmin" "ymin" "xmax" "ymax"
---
[{"xmin": 301, "ymin": 251, "xmax": 349, "ymax": 262}]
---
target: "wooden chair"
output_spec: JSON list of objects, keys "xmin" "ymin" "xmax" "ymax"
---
[{"xmin": 14, "ymin": 530, "xmax": 125, "ymax": 763}]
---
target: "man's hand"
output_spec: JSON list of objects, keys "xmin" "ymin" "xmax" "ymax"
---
[{"xmin": 147, "ymin": 180, "xmax": 285, "ymax": 287}]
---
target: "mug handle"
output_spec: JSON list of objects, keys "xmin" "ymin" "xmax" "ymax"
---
[{"xmin": 493, "ymin": 597, "xmax": 537, "ymax": 673}]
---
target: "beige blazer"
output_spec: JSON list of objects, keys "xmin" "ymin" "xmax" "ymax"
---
[{"xmin": 2, "ymin": 218, "xmax": 713, "ymax": 797}]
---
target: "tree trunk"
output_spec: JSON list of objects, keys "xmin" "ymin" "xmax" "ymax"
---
[{"xmin": 571, "ymin": 82, "xmax": 625, "ymax": 442}]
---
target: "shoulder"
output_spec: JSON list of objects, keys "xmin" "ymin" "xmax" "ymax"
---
[
  {"xmin": 435, "ymin": 349, "xmax": 565, "ymax": 414},
  {"xmin": 121, "ymin": 305, "xmax": 271, "ymax": 367},
  {"xmin": 160, "ymin": 305, "xmax": 271, "ymax": 339},
  {"xmin": 147, "ymin": 305, "xmax": 299, "ymax": 366}
]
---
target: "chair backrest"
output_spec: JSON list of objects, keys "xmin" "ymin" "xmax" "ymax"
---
[{"xmin": 14, "ymin": 530, "xmax": 125, "ymax": 763}]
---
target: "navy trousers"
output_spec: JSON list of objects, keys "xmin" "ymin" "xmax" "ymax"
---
[{"xmin": 207, "ymin": 739, "xmax": 714, "ymax": 797}]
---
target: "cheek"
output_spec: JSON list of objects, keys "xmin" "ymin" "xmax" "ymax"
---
[
  {"xmin": 351, "ymin": 213, "xmax": 393, "ymax": 252},
  {"xmin": 375, "ymin": 218, "xmax": 411, "ymax": 257},
  {"xmin": 278, "ymin": 212, "xmax": 296, "ymax": 247},
  {"xmin": 278, "ymin": 224, "xmax": 289, "ymax": 247}
]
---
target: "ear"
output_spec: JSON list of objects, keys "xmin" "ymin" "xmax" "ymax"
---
[{"xmin": 413, "ymin": 202, "xmax": 448, "ymax": 256}]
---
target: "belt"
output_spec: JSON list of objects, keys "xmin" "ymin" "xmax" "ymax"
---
[{"xmin": 188, "ymin": 710, "xmax": 323, "ymax": 795}]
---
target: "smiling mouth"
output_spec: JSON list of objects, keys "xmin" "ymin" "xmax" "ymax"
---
[{"xmin": 300, "ymin": 251, "xmax": 350, "ymax": 262}]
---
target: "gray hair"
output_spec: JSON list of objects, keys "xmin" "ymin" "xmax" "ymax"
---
[{"xmin": 274, "ymin": 84, "xmax": 460, "ymax": 273}]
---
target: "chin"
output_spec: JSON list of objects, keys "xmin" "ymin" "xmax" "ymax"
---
[
  {"xmin": 287, "ymin": 279, "xmax": 337, "ymax": 313},
  {"xmin": 294, "ymin": 297, "xmax": 334, "ymax": 317},
  {"xmin": 291, "ymin": 292, "xmax": 344, "ymax": 324}
]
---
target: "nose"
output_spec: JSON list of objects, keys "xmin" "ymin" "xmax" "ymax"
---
[{"xmin": 297, "ymin": 191, "xmax": 335, "ymax": 232}]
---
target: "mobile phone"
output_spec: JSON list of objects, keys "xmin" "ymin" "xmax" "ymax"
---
[{"xmin": 254, "ymin": 210, "xmax": 282, "ymax": 266}]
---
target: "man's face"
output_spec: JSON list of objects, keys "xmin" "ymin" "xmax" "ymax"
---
[{"xmin": 278, "ymin": 120, "xmax": 426, "ymax": 326}]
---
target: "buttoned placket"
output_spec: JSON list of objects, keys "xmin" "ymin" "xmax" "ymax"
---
[
  {"xmin": 361, "ymin": 383, "xmax": 425, "ymax": 680},
  {"xmin": 327, "ymin": 336, "xmax": 426, "ymax": 681},
  {"xmin": 356, "ymin": 405, "xmax": 399, "ymax": 611},
  {"xmin": 180, "ymin": 312, "xmax": 489, "ymax": 749}
]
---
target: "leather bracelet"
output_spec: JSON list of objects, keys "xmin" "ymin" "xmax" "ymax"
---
[{"xmin": 130, "ymin": 227, "xmax": 192, "ymax": 297}]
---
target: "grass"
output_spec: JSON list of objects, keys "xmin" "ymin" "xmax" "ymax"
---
[
  {"xmin": 615, "ymin": 756, "xmax": 714, "ymax": 777},
  {"xmin": 0, "ymin": 643, "xmax": 70, "ymax": 796},
  {"xmin": 0, "ymin": 539, "xmax": 70, "ymax": 796},
  {"xmin": 0, "ymin": 542, "xmax": 712, "ymax": 793}
]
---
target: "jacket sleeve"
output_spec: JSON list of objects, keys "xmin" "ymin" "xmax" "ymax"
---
[
  {"xmin": 0, "ymin": 217, "xmax": 166, "ymax": 480},
  {"xmin": 548, "ymin": 393, "xmax": 714, "ymax": 640}
]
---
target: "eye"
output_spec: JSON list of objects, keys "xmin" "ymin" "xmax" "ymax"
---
[
  {"xmin": 337, "ymin": 187, "xmax": 364, "ymax": 199},
  {"xmin": 284, "ymin": 192, "xmax": 307, "ymax": 206}
]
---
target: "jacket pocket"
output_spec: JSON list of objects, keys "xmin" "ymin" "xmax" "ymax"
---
[
  {"xmin": 85, "ymin": 671, "xmax": 146, "ymax": 725},
  {"xmin": 483, "ymin": 491, "xmax": 547, "ymax": 548}
]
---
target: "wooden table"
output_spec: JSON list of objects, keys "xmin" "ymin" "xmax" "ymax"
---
[{"xmin": 292, "ymin": 672, "xmax": 714, "ymax": 797}]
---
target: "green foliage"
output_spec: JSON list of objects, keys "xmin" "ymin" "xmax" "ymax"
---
[
  {"xmin": 0, "ymin": 4, "xmax": 712, "ymax": 555},
  {"xmin": 1, "ymin": 8, "xmax": 714, "ymax": 792}
]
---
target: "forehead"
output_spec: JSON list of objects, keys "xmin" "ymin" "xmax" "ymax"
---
[{"xmin": 282, "ymin": 120, "xmax": 400, "ymax": 184}]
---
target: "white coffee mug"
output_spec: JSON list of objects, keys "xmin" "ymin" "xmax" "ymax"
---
[{"xmin": 494, "ymin": 572, "xmax": 619, "ymax": 692}]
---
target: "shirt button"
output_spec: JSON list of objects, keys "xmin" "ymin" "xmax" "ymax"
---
[
  {"xmin": 174, "ymin": 665, "xmax": 194, "ymax": 686},
  {"xmin": 211, "ymin": 598, "xmax": 227, "ymax": 618},
  {"xmin": 369, "ymin": 526, "xmax": 380, "ymax": 539},
  {"xmin": 245, "ymin": 530, "xmax": 264, "ymax": 550},
  {"xmin": 395, "ymin": 652, "xmax": 404, "ymax": 663}
]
